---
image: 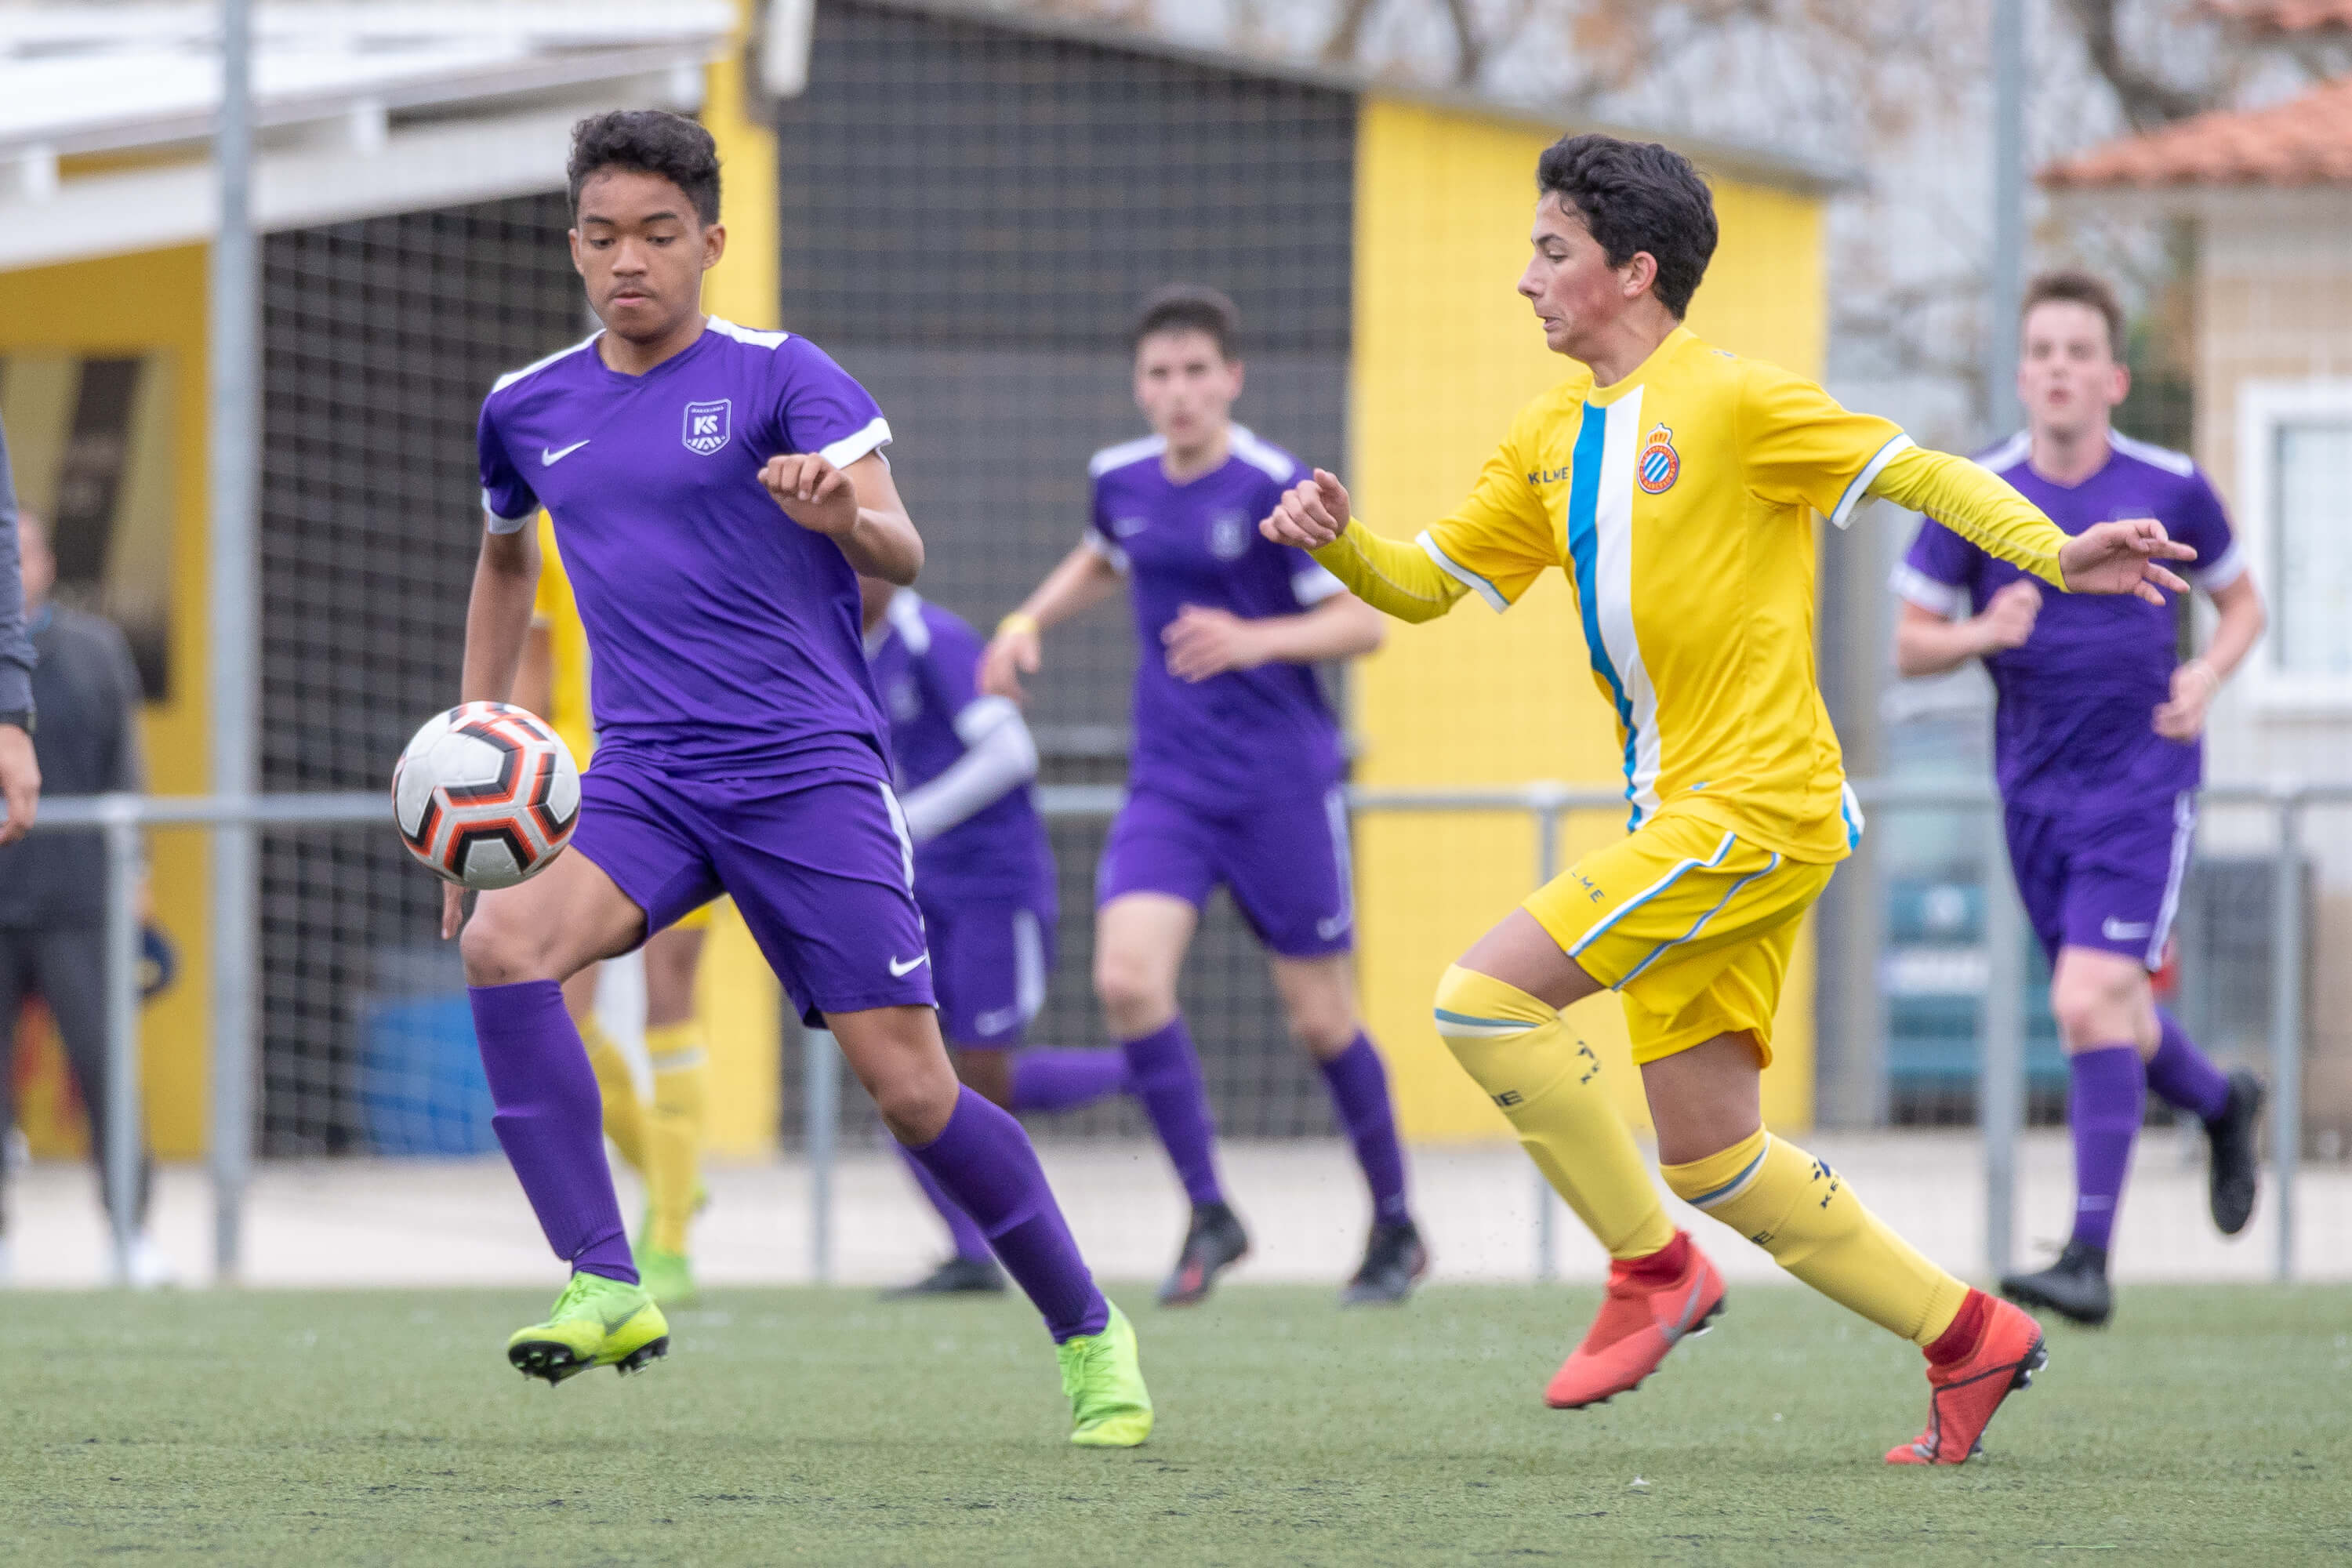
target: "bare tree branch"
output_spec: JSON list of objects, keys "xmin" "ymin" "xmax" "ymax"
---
[{"xmin": 2063, "ymin": 0, "xmax": 2214, "ymax": 130}]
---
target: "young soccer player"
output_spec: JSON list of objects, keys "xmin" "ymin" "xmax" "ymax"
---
[
  {"xmin": 982, "ymin": 287, "xmax": 1428, "ymax": 1307},
  {"xmin": 1893, "ymin": 270, "xmax": 2268, "ymax": 1328},
  {"xmin": 514, "ymin": 516, "xmax": 713, "ymax": 1308},
  {"xmin": 857, "ymin": 577, "xmax": 1135, "ymax": 1295},
  {"xmin": 1263, "ymin": 134, "xmax": 2194, "ymax": 1465},
  {"xmin": 450, "ymin": 110, "xmax": 1149, "ymax": 1445}
]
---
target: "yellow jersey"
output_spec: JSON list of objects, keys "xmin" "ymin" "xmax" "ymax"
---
[
  {"xmin": 1412, "ymin": 328, "xmax": 1962, "ymax": 862},
  {"xmin": 532, "ymin": 513, "xmax": 596, "ymax": 766}
]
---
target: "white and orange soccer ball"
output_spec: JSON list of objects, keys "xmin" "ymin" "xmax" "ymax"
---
[{"xmin": 391, "ymin": 702, "xmax": 580, "ymax": 889}]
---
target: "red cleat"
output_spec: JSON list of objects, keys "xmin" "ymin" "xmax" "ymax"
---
[
  {"xmin": 1545, "ymin": 1232, "xmax": 1725, "ymax": 1409},
  {"xmin": 1886, "ymin": 1290, "xmax": 2047, "ymax": 1465}
]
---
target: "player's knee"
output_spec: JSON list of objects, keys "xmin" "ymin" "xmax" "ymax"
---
[
  {"xmin": 871, "ymin": 1068, "xmax": 960, "ymax": 1145},
  {"xmin": 458, "ymin": 901, "xmax": 553, "ymax": 988},
  {"xmin": 1094, "ymin": 950, "xmax": 1174, "ymax": 1036},
  {"xmin": 1431, "ymin": 963, "xmax": 1547, "ymax": 1065},
  {"xmin": 2050, "ymin": 969, "xmax": 2143, "ymax": 1049},
  {"xmin": 1286, "ymin": 1000, "xmax": 1358, "ymax": 1059}
]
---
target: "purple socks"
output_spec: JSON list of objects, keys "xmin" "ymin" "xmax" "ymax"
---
[
  {"xmin": 1120, "ymin": 1016, "xmax": 1227, "ymax": 1208},
  {"xmin": 469, "ymin": 980, "xmax": 637, "ymax": 1285},
  {"xmin": 897, "ymin": 1143, "xmax": 993, "ymax": 1264},
  {"xmin": 2067, "ymin": 1044, "xmax": 2147, "ymax": 1252},
  {"xmin": 1011, "ymin": 1048, "xmax": 1131, "ymax": 1114},
  {"xmin": 905, "ymin": 1087, "xmax": 1109, "ymax": 1341},
  {"xmin": 2148, "ymin": 1007, "xmax": 2231, "ymax": 1124},
  {"xmin": 1319, "ymin": 1033, "xmax": 1411, "ymax": 1225}
]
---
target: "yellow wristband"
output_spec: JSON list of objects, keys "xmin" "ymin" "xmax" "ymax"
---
[{"xmin": 997, "ymin": 612, "xmax": 1040, "ymax": 638}]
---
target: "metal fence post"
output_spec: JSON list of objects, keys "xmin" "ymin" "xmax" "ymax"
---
[
  {"xmin": 1980, "ymin": 804, "xmax": 2026, "ymax": 1280},
  {"xmin": 804, "ymin": 1027, "xmax": 839, "ymax": 1283},
  {"xmin": 2270, "ymin": 793, "xmax": 2303, "ymax": 1283},
  {"xmin": 1531, "ymin": 784, "xmax": 1566, "ymax": 1284},
  {"xmin": 102, "ymin": 797, "xmax": 145, "ymax": 1281}
]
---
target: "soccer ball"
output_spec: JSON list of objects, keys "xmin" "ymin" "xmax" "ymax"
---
[{"xmin": 391, "ymin": 702, "xmax": 580, "ymax": 889}]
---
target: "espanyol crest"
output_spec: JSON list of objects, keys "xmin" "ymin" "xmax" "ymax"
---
[
  {"xmin": 1637, "ymin": 423, "xmax": 1680, "ymax": 495},
  {"xmin": 1209, "ymin": 511, "xmax": 1250, "ymax": 561},
  {"xmin": 682, "ymin": 399, "xmax": 731, "ymax": 456}
]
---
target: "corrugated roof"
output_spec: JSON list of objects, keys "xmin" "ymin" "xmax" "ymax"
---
[{"xmin": 2042, "ymin": 74, "xmax": 2352, "ymax": 187}]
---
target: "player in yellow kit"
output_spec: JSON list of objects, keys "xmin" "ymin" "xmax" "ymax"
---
[
  {"xmin": 1264, "ymin": 134, "xmax": 2194, "ymax": 1465},
  {"xmin": 517, "ymin": 514, "xmax": 711, "ymax": 1306}
]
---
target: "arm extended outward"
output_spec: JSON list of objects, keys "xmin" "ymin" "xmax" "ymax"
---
[{"xmin": 1261, "ymin": 470, "xmax": 1468, "ymax": 624}]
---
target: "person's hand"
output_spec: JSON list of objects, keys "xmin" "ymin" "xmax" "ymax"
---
[
  {"xmin": 441, "ymin": 882, "xmax": 466, "ymax": 942},
  {"xmin": 0, "ymin": 721, "xmax": 38, "ymax": 845},
  {"xmin": 760, "ymin": 453, "xmax": 860, "ymax": 538},
  {"xmin": 2056, "ymin": 517, "xmax": 2195, "ymax": 604},
  {"xmin": 981, "ymin": 616, "xmax": 1040, "ymax": 703},
  {"xmin": 1973, "ymin": 579, "xmax": 2042, "ymax": 655},
  {"xmin": 2154, "ymin": 657, "xmax": 2221, "ymax": 742},
  {"xmin": 1261, "ymin": 469, "xmax": 1352, "ymax": 550},
  {"xmin": 1163, "ymin": 604, "xmax": 1268, "ymax": 682}
]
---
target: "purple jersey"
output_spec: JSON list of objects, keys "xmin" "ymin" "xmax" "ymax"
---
[
  {"xmin": 1087, "ymin": 427, "xmax": 1347, "ymax": 807},
  {"xmin": 1894, "ymin": 433, "xmax": 2246, "ymax": 815},
  {"xmin": 866, "ymin": 591, "xmax": 1054, "ymax": 906},
  {"xmin": 477, "ymin": 318, "xmax": 895, "ymax": 780}
]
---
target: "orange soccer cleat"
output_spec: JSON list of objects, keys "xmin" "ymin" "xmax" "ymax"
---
[
  {"xmin": 1886, "ymin": 1290, "xmax": 2047, "ymax": 1465},
  {"xmin": 1544, "ymin": 1232, "xmax": 1725, "ymax": 1409}
]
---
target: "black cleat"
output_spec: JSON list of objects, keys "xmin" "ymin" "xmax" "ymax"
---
[
  {"xmin": 1158, "ymin": 1200, "xmax": 1250, "ymax": 1306},
  {"xmin": 1341, "ymin": 1218, "xmax": 1429, "ymax": 1306},
  {"xmin": 2000, "ymin": 1239, "xmax": 2112, "ymax": 1327},
  {"xmin": 883, "ymin": 1255, "xmax": 1007, "ymax": 1298},
  {"xmin": 2205, "ymin": 1069, "xmax": 2265, "ymax": 1237}
]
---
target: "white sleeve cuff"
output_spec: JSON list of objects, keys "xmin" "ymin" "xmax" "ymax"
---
[
  {"xmin": 1081, "ymin": 529, "xmax": 1131, "ymax": 575},
  {"xmin": 483, "ymin": 494, "xmax": 532, "ymax": 535},
  {"xmin": 2191, "ymin": 539, "xmax": 2249, "ymax": 593},
  {"xmin": 1836, "ymin": 433, "xmax": 1917, "ymax": 528},
  {"xmin": 818, "ymin": 416, "xmax": 893, "ymax": 470},
  {"xmin": 1291, "ymin": 564, "xmax": 1348, "ymax": 606},
  {"xmin": 1417, "ymin": 531, "xmax": 1509, "ymax": 612},
  {"xmin": 1889, "ymin": 562, "xmax": 1965, "ymax": 617}
]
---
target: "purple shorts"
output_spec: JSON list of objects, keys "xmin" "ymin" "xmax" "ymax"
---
[
  {"xmin": 1096, "ymin": 784, "xmax": 1355, "ymax": 959},
  {"xmin": 918, "ymin": 889, "xmax": 1055, "ymax": 1049},
  {"xmin": 571, "ymin": 755, "xmax": 934, "ymax": 1025},
  {"xmin": 2005, "ymin": 792, "xmax": 2196, "ymax": 971}
]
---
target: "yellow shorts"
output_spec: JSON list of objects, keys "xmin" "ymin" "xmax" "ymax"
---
[{"xmin": 1523, "ymin": 811, "xmax": 1835, "ymax": 1067}]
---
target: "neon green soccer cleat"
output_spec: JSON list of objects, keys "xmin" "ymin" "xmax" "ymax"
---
[
  {"xmin": 506, "ymin": 1272, "xmax": 670, "ymax": 1386},
  {"xmin": 1057, "ymin": 1301, "xmax": 1153, "ymax": 1447},
  {"xmin": 638, "ymin": 1247, "xmax": 699, "ymax": 1308}
]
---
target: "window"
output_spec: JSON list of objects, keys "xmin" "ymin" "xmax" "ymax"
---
[{"xmin": 2236, "ymin": 379, "xmax": 2352, "ymax": 706}]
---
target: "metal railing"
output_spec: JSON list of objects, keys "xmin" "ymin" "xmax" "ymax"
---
[{"xmin": 25, "ymin": 778, "xmax": 2339, "ymax": 1285}]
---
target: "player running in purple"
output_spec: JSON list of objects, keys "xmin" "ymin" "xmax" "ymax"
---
[
  {"xmin": 447, "ymin": 111, "xmax": 1149, "ymax": 1444},
  {"xmin": 1893, "ymin": 270, "xmax": 2269, "ymax": 1327},
  {"xmin": 857, "ymin": 578, "xmax": 1138, "ymax": 1295},
  {"xmin": 981, "ymin": 286, "xmax": 1427, "ymax": 1307}
]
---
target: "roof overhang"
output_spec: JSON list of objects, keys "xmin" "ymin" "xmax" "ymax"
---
[{"xmin": 0, "ymin": 2, "xmax": 734, "ymax": 273}]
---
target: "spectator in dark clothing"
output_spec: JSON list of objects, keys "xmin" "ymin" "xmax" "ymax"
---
[
  {"xmin": 0, "ymin": 416, "xmax": 38, "ymax": 842},
  {"xmin": 0, "ymin": 509, "xmax": 169, "ymax": 1287}
]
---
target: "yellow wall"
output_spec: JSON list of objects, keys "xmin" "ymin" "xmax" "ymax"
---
[
  {"xmin": 1348, "ymin": 98, "xmax": 1825, "ymax": 1142},
  {"xmin": 0, "ymin": 245, "xmax": 214, "ymax": 1158},
  {"xmin": 694, "ymin": 0, "xmax": 786, "ymax": 1156}
]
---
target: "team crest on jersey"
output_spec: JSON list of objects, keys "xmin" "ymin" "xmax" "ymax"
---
[
  {"xmin": 682, "ymin": 399, "xmax": 731, "ymax": 456},
  {"xmin": 1637, "ymin": 423, "xmax": 1680, "ymax": 494},
  {"xmin": 1209, "ymin": 512, "xmax": 1250, "ymax": 561}
]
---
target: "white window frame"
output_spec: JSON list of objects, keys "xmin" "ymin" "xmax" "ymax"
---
[{"xmin": 2235, "ymin": 377, "xmax": 2352, "ymax": 712}]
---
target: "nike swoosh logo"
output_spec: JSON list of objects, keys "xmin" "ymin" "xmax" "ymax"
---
[
  {"xmin": 1316, "ymin": 913, "xmax": 1352, "ymax": 941},
  {"xmin": 974, "ymin": 1005, "xmax": 1022, "ymax": 1036},
  {"xmin": 889, "ymin": 953, "xmax": 931, "ymax": 977},
  {"xmin": 542, "ymin": 440, "xmax": 591, "ymax": 466},
  {"xmin": 601, "ymin": 1308, "xmax": 643, "ymax": 1334},
  {"xmin": 2102, "ymin": 918, "xmax": 2152, "ymax": 941}
]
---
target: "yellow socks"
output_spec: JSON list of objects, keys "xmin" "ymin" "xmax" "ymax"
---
[
  {"xmin": 1661, "ymin": 1128, "xmax": 1968, "ymax": 1345},
  {"xmin": 643, "ymin": 1021, "xmax": 709, "ymax": 1257},
  {"xmin": 1434, "ymin": 966, "xmax": 1675, "ymax": 1259},
  {"xmin": 579, "ymin": 1016, "xmax": 647, "ymax": 1173}
]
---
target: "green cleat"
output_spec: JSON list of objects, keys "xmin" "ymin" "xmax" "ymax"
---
[
  {"xmin": 1058, "ymin": 1301, "xmax": 1153, "ymax": 1448},
  {"xmin": 506, "ymin": 1272, "xmax": 670, "ymax": 1386},
  {"xmin": 638, "ymin": 1247, "xmax": 699, "ymax": 1308}
]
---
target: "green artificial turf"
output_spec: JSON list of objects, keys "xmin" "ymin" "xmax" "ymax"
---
[{"xmin": 1, "ymin": 1283, "xmax": 2346, "ymax": 1565}]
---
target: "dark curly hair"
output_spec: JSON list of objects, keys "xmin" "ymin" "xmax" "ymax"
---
[
  {"xmin": 1131, "ymin": 284, "xmax": 1241, "ymax": 361},
  {"xmin": 1535, "ymin": 134, "xmax": 1718, "ymax": 320},
  {"xmin": 567, "ymin": 110, "xmax": 720, "ymax": 226}
]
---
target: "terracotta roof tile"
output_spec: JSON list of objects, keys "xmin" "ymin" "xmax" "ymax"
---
[
  {"xmin": 2205, "ymin": 0, "xmax": 2352, "ymax": 33},
  {"xmin": 2043, "ymin": 74, "xmax": 2352, "ymax": 187}
]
